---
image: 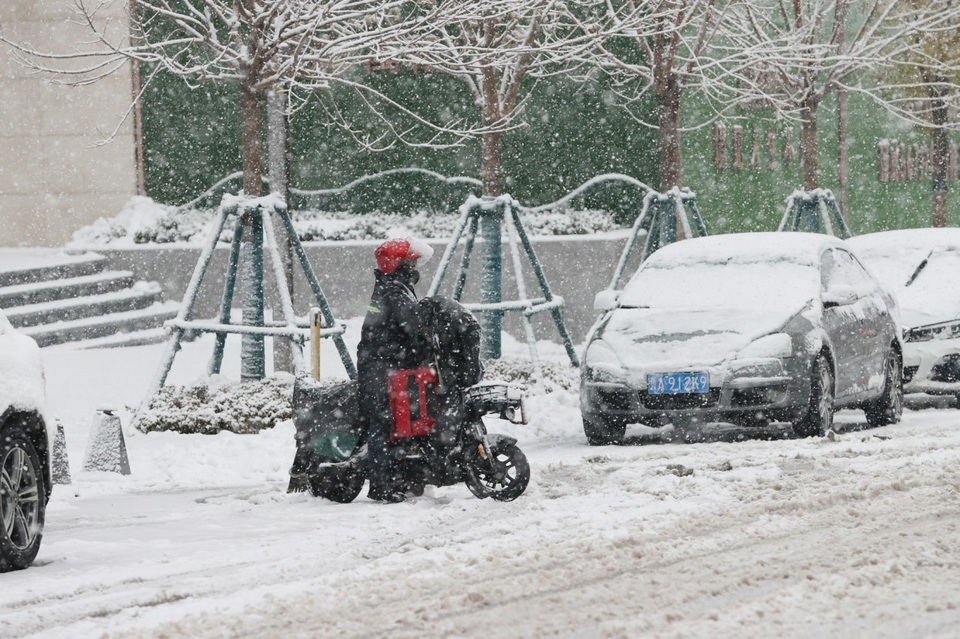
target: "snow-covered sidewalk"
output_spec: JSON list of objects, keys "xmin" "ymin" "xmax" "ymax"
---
[{"xmin": 2, "ymin": 331, "xmax": 960, "ymax": 638}]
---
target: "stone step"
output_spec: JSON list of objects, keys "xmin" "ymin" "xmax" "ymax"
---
[
  {"xmin": 0, "ymin": 271, "xmax": 136, "ymax": 308},
  {"xmin": 0, "ymin": 253, "xmax": 108, "ymax": 288},
  {"xmin": 70, "ymin": 327, "xmax": 171, "ymax": 350},
  {"xmin": 4, "ymin": 285, "xmax": 164, "ymax": 329},
  {"xmin": 19, "ymin": 302, "xmax": 180, "ymax": 347}
]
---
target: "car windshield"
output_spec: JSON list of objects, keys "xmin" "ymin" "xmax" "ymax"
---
[
  {"xmin": 619, "ymin": 257, "xmax": 819, "ymax": 311},
  {"xmin": 899, "ymin": 249, "xmax": 960, "ymax": 321}
]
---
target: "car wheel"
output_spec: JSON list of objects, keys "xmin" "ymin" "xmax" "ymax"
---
[
  {"xmin": 792, "ymin": 354, "xmax": 834, "ymax": 438},
  {"xmin": 0, "ymin": 429, "xmax": 45, "ymax": 572},
  {"xmin": 582, "ymin": 414, "xmax": 626, "ymax": 445},
  {"xmin": 865, "ymin": 349, "xmax": 903, "ymax": 428}
]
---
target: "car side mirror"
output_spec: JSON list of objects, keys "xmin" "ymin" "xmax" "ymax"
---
[
  {"xmin": 823, "ymin": 287, "xmax": 857, "ymax": 309},
  {"xmin": 594, "ymin": 289, "xmax": 620, "ymax": 312}
]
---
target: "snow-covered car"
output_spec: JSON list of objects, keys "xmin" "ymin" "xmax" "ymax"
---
[
  {"xmin": 0, "ymin": 309, "xmax": 52, "ymax": 570},
  {"xmin": 847, "ymin": 228, "xmax": 960, "ymax": 404},
  {"xmin": 581, "ymin": 232, "xmax": 903, "ymax": 444}
]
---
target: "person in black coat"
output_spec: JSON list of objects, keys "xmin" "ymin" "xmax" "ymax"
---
[{"xmin": 357, "ymin": 238, "xmax": 434, "ymax": 502}]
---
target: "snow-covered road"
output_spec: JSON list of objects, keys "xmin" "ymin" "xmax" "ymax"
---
[{"xmin": 3, "ymin": 338, "xmax": 960, "ymax": 638}]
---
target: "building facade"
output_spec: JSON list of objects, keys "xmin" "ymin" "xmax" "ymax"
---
[{"xmin": 0, "ymin": 0, "xmax": 138, "ymax": 247}]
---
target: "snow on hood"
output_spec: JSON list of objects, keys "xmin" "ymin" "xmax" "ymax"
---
[
  {"xmin": 600, "ymin": 306, "xmax": 797, "ymax": 380},
  {"xmin": 0, "ymin": 313, "xmax": 48, "ymax": 419},
  {"xmin": 591, "ymin": 233, "xmax": 825, "ymax": 381},
  {"xmin": 849, "ymin": 229, "xmax": 960, "ymax": 328}
]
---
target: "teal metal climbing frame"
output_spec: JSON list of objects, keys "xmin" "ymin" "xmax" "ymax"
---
[
  {"xmin": 136, "ymin": 195, "xmax": 355, "ymax": 420},
  {"xmin": 778, "ymin": 189, "xmax": 852, "ymax": 239},
  {"xmin": 608, "ymin": 188, "xmax": 708, "ymax": 290},
  {"xmin": 428, "ymin": 196, "xmax": 579, "ymax": 374}
]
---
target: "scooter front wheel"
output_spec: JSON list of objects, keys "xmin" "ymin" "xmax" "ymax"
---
[
  {"xmin": 463, "ymin": 440, "xmax": 530, "ymax": 502},
  {"xmin": 308, "ymin": 466, "xmax": 365, "ymax": 503}
]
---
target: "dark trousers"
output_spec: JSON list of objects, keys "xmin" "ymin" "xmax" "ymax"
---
[{"xmin": 358, "ymin": 367, "xmax": 399, "ymax": 497}]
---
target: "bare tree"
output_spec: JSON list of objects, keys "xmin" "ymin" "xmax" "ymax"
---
[
  {"xmin": 885, "ymin": 0, "xmax": 960, "ymax": 227},
  {"xmin": 2, "ymin": 0, "xmax": 476, "ymax": 197},
  {"xmin": 730, "ymin": 0, "xmax": 956, "ymax": 191},
  {"xmin": 598, "ymin": 1, "xmax": 763, "ymax": 194},
  {"xmin": 381, "ymin": 1, "xmax": 612, "ymax": 197}
]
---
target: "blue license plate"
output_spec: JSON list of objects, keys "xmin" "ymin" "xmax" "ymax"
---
[{"xmin": 647, "ymin": 372, "xmax": 710, "ymax": 395}]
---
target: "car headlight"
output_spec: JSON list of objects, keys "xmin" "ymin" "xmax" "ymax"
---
[
  {"xmin": 729, "ymin": 359, "xmax": 785, "ymax": 378},
  {"xmin": 584, "ymin": 340, "xmax": 625, "ymax": 383},
  {"xmin": 904, "ymin": 320, "xmax": 960, "ymax": 343},
  {"xmin": 736, "ymin": 333, "xmax": 793, "ymax": 360}
]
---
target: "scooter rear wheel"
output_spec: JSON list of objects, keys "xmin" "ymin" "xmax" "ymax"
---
[
  {"xmin": 463, "ymin": 440, "xmax": 530, "ymax": 502},
  {"xmin": 308, "ymin": 467, "xmax": 365, "ymax": 503}
]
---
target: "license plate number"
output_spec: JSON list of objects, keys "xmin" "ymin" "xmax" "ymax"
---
[{"xmin": 647, "ymin": 372, "xmax": 709, "ymax": 395}]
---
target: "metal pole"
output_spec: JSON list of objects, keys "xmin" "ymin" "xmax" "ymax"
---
[
  {"xmin": 609, "ymin": 192, "xmax": 654, "ymax": 290},
  {"xmin": 310, "ymin": 307, "xmax": 321, "ymax": 380},
  {"xmin": 452, "ymin": 215, "xmax": 479, "ymax": 301},
  {"xmin": 277, "ymin": 209, "xmax": 357, "ymax": 379},
  {"xmin": 508, "ymin": 205, "xmax": 580, "ymax": 367},
  {"xmin": 506, "ymin": 204, "xmax": 542, "ymax": 381},
  {"xmin": 209, "ymin": 215, "xmax": 244, "ymax": 376},
  {"xmin": 428, "ymin": 203, "xmax": 473, "ymax": 297},
  {"xmin": 138, "ymin": 204, "xmax": 231, "ymax": 419},
  {"xmin": 478, "ymin": 198, "xmax": 503, "ymax": 360}
]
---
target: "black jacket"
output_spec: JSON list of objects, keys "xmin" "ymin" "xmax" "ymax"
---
[{"xmin": 357, "ymin": 269, "xmax": 432, "ymax": 377}]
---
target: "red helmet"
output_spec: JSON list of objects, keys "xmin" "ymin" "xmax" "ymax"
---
[{"xmin": 374, "ymin": 238, "xmax": 434, "ymax": 274}]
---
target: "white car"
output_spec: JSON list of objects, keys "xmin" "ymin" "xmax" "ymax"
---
[
  {"xmin": 848, "ymin": 228, "xmax": 960, "ymax": 404},
  {"xmin": 0, "ymin": 309, "xmax": 52, "ymax": 570}
]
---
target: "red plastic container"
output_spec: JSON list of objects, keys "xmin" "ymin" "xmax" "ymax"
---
[{"xmin": 388, "ymin": 367, "xmax": 440, "ymax": 441}]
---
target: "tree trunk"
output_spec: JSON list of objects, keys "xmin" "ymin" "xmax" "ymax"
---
[
  {"xmin": 837, "ymin": 87, "xmax": 849, "ymax": 220},
  {"xmin": 240, "ymin": 79, "xmax": 263, "ymax": 197},
  {"xmin": 481, "ymin": 129, "xmax": 503, "ymax": 197},
  {"xmin": 930, "ymin": 82, "xmax": 949, "ymax": 228},
  {"xmin": 657, "ymin": 77, "xmax": 683, "ymax": 194},
  {"xmin": 268, "ymin": 87, "xmax": 294, "ymax": 373},
  {"xmin": 799, "ymin": 97, "xmax": 819, "ymax": 190}
]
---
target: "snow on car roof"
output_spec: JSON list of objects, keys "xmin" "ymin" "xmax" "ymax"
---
[
  {"xmin": 620, "ymin": 232, "xmax": 826, "ymax": 312},
  {"xmin": 643, "ymin": 231, "xmax": 841, "ymax": 269}
]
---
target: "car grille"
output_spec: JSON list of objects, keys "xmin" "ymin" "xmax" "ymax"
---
[
  {"xmin": 593, "ymin": 387, "xmax": 636, "ymax": 412},
  {"xmin": 731, "ymin": 386, "xmax": 787, "ymax": 407},
  {"xmin": 640, "ymin": 389, "xmax": 721, "ymax": 410},
  {"xmin": 930, "ymin": 355, "xmax": 960, "ymax": 384}
]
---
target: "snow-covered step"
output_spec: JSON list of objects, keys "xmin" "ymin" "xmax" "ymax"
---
[
  {"xmin": 3, "ymin": 284, "xmax": 164, "ymax": 329},
  {"xmin": 20, "ymin": 302, "xmax": 180, "ymax": 347},
  {"xmin": 68, "ymin": 327, "xmax": 171, "ymax": 350},
  {"xmin": 0, "ymin": 252, "xmax": 107, "ymax": 288},
  {"xmin": 0, "ymin": 271, "xmax": 136, "ymax": 308}
]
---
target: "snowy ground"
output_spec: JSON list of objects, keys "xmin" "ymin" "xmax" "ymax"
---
[{"xmin": 3, "ymin": 325, "xmax": 960, "ymax": 638}]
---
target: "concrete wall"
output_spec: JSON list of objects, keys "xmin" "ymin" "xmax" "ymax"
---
[
  {"xmin": 98, "ymin": 234, "xmax": 640, "ymax": 345},
  {"xmin": 0, "ymin": 0, "xmax": 138, "ymax": 247}
]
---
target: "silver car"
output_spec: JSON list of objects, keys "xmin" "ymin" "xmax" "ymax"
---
[
  {"xmin": 581, "ymin": 232, "xmax": 903, "ymax": 444},
  {"xmin": 848, "ymin": 228, "xmax": 960, "ymax": 404}
]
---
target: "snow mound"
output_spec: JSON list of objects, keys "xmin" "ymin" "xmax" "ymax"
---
[{"xmin": 481, "ymin": 357, "xmax": 579, "ymax": 394}]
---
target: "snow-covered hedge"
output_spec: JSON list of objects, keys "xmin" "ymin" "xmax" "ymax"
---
[
  {"xmin": 68, "ymin": 196, "xmax": 620, "ymax": 247},
  {"xmin": 135, "ymin": 376, "xmax": 293, "ymax": 434},
  {"xmin": 481, "ymin": 357, "xmax": 579, "ymax": 394}
]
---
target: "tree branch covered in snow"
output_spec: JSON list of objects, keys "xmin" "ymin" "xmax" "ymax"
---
[
  {"xmin": 376, "ymin": 0, "xmax": 618, "ymax": 196},
  {"xmin": 722, "ymin": 0, "xmax": 960, "ymax": 189}
]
